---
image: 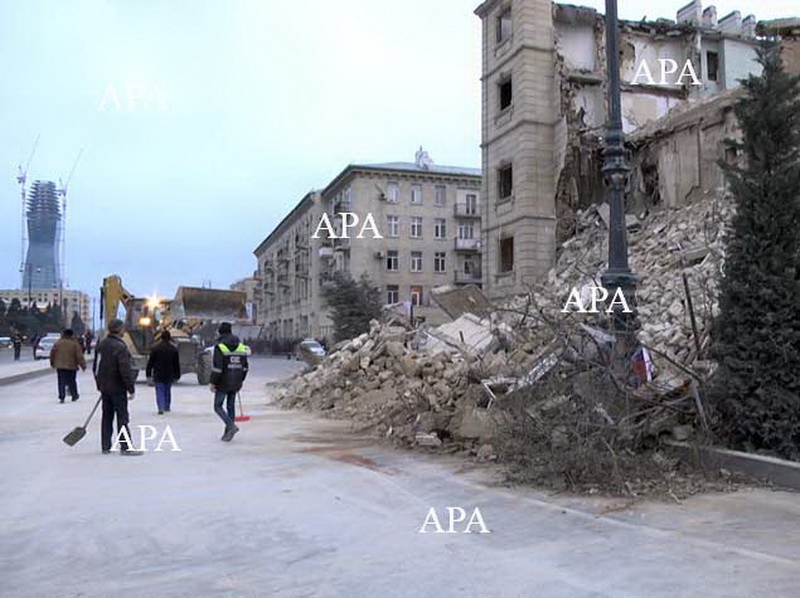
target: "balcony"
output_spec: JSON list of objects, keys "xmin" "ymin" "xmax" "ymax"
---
[
  {"xmin": 318, "ymin": 246, "xmax": 334, "ymax": 259},
  {"xmin": 454, "ymin": 202, "xmax": 480, "ymax": 218},
  {"xmin": 454, "ymin": 270, "xmax": 483, "ymax": 284},
  {"xmin": 454, "ymin": 237, "xmax": 481, "ymax": 252}
]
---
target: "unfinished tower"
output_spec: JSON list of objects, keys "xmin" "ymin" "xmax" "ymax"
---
[
  {"xmin": 22, "ymin": 180, "xmax": 62, "ymax": 290},
  {"xmin": 474, "ymin": 0, "xmax": 559, "ymax": 300}
]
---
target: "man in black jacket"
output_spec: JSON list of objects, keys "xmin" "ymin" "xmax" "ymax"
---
[
  {"xmin": 146, "ymin": 330, "xmax": 181, "ymax": 414},
  {"xmin": 93, "ymin": 319, "xmax": 141, "ymax": 455},
  {"xmin": 210, "ymin": 322, "xmax": 249, "ymax": 442}
]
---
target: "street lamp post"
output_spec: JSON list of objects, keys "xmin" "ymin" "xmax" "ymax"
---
[{"xmin": 600, "ymin": 0, "xmax": 637, "ymax": 340}]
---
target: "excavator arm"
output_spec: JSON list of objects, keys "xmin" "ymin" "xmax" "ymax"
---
[{"xmin": 100, "ymin": 275, "xmax": 134, "ymax": 324}]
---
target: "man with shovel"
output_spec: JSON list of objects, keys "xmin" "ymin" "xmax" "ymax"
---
[{"xmin": 93, "ymin": 319, "xmax": 142, "ymax": 455}]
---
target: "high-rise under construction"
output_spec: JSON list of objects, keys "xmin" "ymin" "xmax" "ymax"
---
[{"xmin": 22, "ymin": 179, "xmax": 61, "ymax": 290}]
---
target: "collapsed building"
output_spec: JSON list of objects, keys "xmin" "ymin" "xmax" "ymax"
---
[
  {"xmin": 473, "ymin": 0, "xmax": 774, "ymax": 299},
  {"xmin": 274, "ymin": 2, "xmax": 800, "ymax": 494}
]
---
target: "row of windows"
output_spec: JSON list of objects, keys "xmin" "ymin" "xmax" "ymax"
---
[
  {"xmin": 386, "ymin": 284, "xmax": 426, "ymax": 306},
  {"xmin": 384, "ymin": 251, "xmax": 479, "ymax": 274},
  {"xmin": 384, "ymin": 183, "xmax": 477, "ymax": 207},
  {"xmin": 385, "ymin": 216, "xmax": 477, "ymax": 239}
]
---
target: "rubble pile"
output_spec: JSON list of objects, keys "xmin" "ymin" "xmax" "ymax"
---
[
  {"xmin": 275, "ymin": 315, "xmax": 553, "ymax": 450},
  {"xmin": 273, "ymin": 192, "xmax": 736, "ymax": 494},
  {"xmin": 504, "ymin": 190, "xmax": 733, "ymax": 366}
]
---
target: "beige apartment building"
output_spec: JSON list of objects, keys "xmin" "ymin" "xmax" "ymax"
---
[
  {"xmin": 254, "ymin": 150, "xmax": 482, "ymax": 343},
  {"xmin": 474, "ymin": 0, "xmax": 762, "ymax": 299},
  {"xmin": 0, "ymin": 288, "xmax": 91, "ymax": 326}
]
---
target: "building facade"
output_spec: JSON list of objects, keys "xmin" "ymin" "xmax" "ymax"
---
[
  {"xmin": 230, "ymin": 275, "xmax": 260, "ymax": 323},
  {"xmin": 474, "ymin": 0, "xmax": 762, "ymax": 299},
  {"xmin": 22, "ymin": 180, "xmax": 63, "ymax": 290},
  {"xmin": 254, "ymin": 150, "xmax": 482, "ymax": 343},
  {"xmin": 0, "ymin": 288, "xmax": 90, "ymax": 327}
]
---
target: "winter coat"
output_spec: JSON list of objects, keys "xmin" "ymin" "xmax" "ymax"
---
[
  {"xmin": 93, "ymin": 334, "xmax": 135, "ymax": 395},
  {"xmin": 146, "ymin": 340, "xmax": 181, "ymax": 383},
  {"xmin": 210, "ymin": 333, "xmax": 249, "ymax": 392},
  {"xmin": 50, "ymin": 338, "xmax": 86, "ymax": 370}
]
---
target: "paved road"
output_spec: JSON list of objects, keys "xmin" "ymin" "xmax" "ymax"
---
[
  {"xmin": 0, "ymin": 346, "xmax": 38, "ymax": 365},
  {"xmin": 1, "ymin": 357, "xmax": 799, "ymax": 597}
]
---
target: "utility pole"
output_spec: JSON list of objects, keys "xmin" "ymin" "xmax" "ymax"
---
[{"xmin": 599, "ymin": 0, "xmax": 637, "ymax": 343}]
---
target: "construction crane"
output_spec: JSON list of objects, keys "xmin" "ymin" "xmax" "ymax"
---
[
  {"xmin": 56, "ymin": 149, "xmax": 83, "ymax": 288},
  {"xmin": 16, "ymin": 134, "xmax": 40, "ymax": 268}
]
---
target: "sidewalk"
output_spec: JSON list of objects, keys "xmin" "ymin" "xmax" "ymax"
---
[{"xmin": 0, "ymin": 358, "xmax": 52, "ymax": 386}]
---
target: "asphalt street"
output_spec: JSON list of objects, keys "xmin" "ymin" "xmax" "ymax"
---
[{"xmin": 1, "ymin": 357, "xmax": 799, "ymax": 597}]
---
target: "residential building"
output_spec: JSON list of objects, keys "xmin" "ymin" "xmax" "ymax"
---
[
  {"xmin": 230, "ymin": 275, "xmax": 260, "ymax": 323},
  {"xmin": 0, "ymin": 288, "xmax": 90, "ymax": 326},
  {"xmin": 474, "ymin": 0, "xmax": 763, "ymax": 299},
  {"xmin": 253, "ymin": 150, "xmax": 482, "ymax": 343},
  {"xmin": 254, "ymin": 191, "xmax": 325, "ymax": 342}
]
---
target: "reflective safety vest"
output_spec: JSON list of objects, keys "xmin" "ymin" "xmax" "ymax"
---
[
  {"xmin": 216, "ymin": 343, "xmax": 248, "ymax": 371},
  {"xmin": 217, "ymin": 343, "xmax": 248, "ymax": 356}
]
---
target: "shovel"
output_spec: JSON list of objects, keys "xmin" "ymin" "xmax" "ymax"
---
[{"xmin": 63, "ymin": 396, "xmax": 102, "ymax": 446}]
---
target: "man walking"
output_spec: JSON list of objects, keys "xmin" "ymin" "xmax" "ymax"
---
[
  {"xmin": 146, "ymin": 330, "xmax": 181, "ymax": 415},
  {"xmin": 210, "ymin": 322, "xmax": 249, "ymax": 442},
  {"xmin": 93, "ymin": 319, "xmax": 141, "ymax": 456},
  {"xmin": 49, "ymin": 328, "xmax": 86, "ymax": 403},
  {"xmin": 11, "ymin": 330, "xmax": 22, "ymax": 361}
]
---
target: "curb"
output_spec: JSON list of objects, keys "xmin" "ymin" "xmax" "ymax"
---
[
  {"xmin": 666, "ymin": 439, "xmax": 800, "ymax": 491},
  {"xmin": 0, "ymin": 366, "xmax": 52, "ymax": 387}
]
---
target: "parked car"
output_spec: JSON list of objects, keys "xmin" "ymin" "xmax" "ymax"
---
[
  {"xmin": 294, "ymin": 338, "xmax": 326, "ymax": 366},
  {"xmin": 33, "ymin": 334, "xmax": 60, "ymax": 360},
  {"xmin": 0, "ymin": 336, "xmax": 11, "ymax": 350}
]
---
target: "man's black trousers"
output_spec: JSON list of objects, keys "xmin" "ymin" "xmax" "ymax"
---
[{"xmin": 101, "ymin": 392, "xmax": 131, "ymax": 452}]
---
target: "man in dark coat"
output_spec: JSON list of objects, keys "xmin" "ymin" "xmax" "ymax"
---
[
  {"xmin": 11, "ymin": 330, "xmax": 22, "ymax": 361},
  {"xmin": 49, "ymin": 328, "xmax": 86, "ymax": 403},
  {"xmin": 210, "ymin": 322, "xmax": 249, "ymax": 442},
  {"xmin": 93, "ymin": 319, "xmax": 141, "ymax": 455},
  {"xmin": 146, "ymin": 330, "xmax": 181, "ymax": 414}
]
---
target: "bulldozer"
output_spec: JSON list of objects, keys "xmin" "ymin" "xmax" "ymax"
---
[{"xmin": 100, "ymin": 275, "xmax": 247, "ymax": 384}]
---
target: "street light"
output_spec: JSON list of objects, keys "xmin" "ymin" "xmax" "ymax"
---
[{"xmin": 599, "ymin": 0, "xmax": 637, "ymax": 342}]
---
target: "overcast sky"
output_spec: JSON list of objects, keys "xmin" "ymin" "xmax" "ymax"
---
[{"xmin": 0, "ymin": 0, "xmax": 796, "ymax": 312}]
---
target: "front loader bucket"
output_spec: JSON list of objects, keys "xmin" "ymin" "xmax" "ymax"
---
[{"xmin": 171, "ymin": 287, "xmax": 247, "ymax": 322}]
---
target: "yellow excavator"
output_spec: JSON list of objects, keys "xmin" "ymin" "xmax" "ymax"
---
[{"xmin": 100, "ymin": 275, "xmax": 247, "ymax": 384}]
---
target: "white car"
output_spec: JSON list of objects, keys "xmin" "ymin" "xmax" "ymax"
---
[{"xmin": 34, "ymin": 334, "xmax": 60, "ymax": 360}]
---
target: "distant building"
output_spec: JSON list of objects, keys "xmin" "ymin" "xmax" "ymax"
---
[
  {"xmin": 254, "ymin": 150, "xmax": 482, "ymax": 342},
  {"xmin": 22, "ymin": 180, "xmax": 62, "ymax": 290},
  {"xmin": 0, "ymin": 288, "xmax": 90, "ymax": 327},
  {"xmin": 474, "ymin": 0, "xmax": 764, "ymax": 299},
  {"xmin": 230, "ymin": 275, "xmax": 260, "ymax": 323}
]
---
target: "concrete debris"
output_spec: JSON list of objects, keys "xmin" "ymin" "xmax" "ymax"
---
[
  {"xmin": 508, "ymin": 191, "xmax": 732, "ymax": 366},
  {"xmin": 274, "ymin": 191, "xmax": 732, "ymax": 468}
]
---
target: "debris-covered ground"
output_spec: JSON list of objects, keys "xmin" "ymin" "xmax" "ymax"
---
[{"xmin": 273, "ymin": 192, "xmax": 741, "ymax": 498}]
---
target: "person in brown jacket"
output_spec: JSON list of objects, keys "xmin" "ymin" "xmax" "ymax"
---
[{"xmin": 50, "ymin": 329, "xmax": 87, "ymax": 403}]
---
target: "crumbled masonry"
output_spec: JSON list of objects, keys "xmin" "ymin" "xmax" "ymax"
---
[{"xmin": 273, "ymin": 191, "xmax": 736, "ymax": 495}]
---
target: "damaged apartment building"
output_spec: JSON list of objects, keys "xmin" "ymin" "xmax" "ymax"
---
[{"xmin": 473, "ymin": 0, "xmax": 790, "ymax": 300}]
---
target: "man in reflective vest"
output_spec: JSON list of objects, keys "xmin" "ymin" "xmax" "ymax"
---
[{"xmin": 210, "ymin": 322, "xmax": 249, "ymax": 441}]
